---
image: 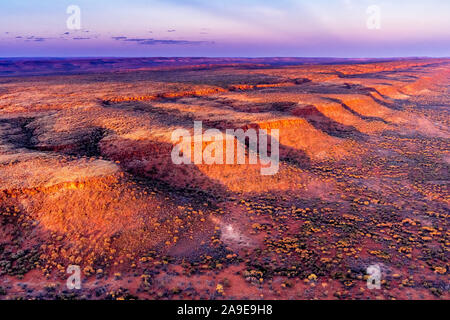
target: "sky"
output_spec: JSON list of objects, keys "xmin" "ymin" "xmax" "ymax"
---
[{"xmin": 0, "ymin": 0, "xmax": 449, "ymax": 57}]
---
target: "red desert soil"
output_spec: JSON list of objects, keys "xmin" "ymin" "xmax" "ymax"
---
[{"xmin": 0, "ymin": 58, "xmax": 448, "ymax": 300}]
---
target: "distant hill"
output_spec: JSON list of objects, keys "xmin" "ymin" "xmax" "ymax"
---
[{"xmin": 0, "ymin": 57, "xmax": 418, "ymax": 77}]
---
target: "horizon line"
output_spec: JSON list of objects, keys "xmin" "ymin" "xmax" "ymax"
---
[{"xmin": 0, "ymin": 56, "xmax": 449, "ymax": 60}]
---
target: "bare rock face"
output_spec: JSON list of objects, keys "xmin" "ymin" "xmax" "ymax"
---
[{"xmin": 0, "ymin": 58, "xmax": 448, "ymax": 300}]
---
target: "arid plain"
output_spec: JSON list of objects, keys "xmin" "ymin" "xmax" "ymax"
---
[{"xmin": 0, "ymin": 58, "xmax": 448, "ymax": 299}]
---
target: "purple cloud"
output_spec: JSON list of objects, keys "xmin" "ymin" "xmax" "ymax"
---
[{"xmin": 111, "ymin": 36, "xmax": 211, "ymax": 45}]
